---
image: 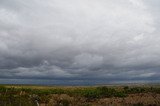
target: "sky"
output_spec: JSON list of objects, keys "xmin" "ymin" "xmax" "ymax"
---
[{"xmin": 0, "ymin": 0, "xmax": 160, "ymax": 85}]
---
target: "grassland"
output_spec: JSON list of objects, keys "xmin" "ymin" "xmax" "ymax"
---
[{"xmin": 0, "ymin": 84, "xmax": 160, "ymax": 106}]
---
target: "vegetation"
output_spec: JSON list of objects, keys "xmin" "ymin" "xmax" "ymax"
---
[{"xmin": 0, "ymin": 85, "xmax": 160, "ymax": 106}]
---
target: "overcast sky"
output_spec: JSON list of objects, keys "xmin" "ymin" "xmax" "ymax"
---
[{"xmin": 0, "ymin": 0, "xmax": 160, "ymax": 85}]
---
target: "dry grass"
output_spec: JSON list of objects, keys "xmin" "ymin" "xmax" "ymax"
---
[{"xmin": 0, "ymin": 84, "xmax": 160, "ymax": 106}]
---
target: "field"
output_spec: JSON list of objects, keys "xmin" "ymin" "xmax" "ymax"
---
[{"xmin": 0, "ymin": 84, "xmax": 160, "ymax": 106}]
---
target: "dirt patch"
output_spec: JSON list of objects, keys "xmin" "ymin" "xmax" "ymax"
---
[
  {"xmin": 93, "ymin": 93, "xmax": 160, "ymax": 106},
  {"xmin": 38, "ymin": 93, "xmax": 160, "ymax": 106}
]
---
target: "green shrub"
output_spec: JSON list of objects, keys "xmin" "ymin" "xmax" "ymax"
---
[
  {"xmin": 81, "ymin": 89, "xmax": 100, "ymax": 98},
  {"xmin": 114, "ymin": 91, "xmax": 127, "ymax": 97},
  {"xmin": 0, "ymin": 86, "xmax": 6, "ymax": 93}
]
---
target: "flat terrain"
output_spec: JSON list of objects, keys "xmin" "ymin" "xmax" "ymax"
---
[{"xmin": 0, "ymin": 84, "xmax": 160, "ymax": 106}]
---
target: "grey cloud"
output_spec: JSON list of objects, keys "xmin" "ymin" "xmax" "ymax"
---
[{"xmin": 0, "ymin": 0, "xmax": 160, "ymax": 84}]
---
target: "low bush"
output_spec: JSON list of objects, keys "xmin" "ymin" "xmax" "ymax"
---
[{"xmin": 0, "ymin": 85, "xmax": 159, "ymax": 105}]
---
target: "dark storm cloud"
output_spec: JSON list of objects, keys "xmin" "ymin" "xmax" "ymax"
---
[{"xmin": 0, "ymin": 0, "xmax": 160, "ymax": 83}]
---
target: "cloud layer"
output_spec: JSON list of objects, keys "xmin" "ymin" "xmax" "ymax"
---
[{"xmin": 0, "ymin": 0, "xmax": 160, "ymax": 84}]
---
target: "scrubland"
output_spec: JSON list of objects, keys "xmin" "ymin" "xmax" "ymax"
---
[{"xmin": 0, "ymin": 85, "xmax": 160, "ymax": 106}]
